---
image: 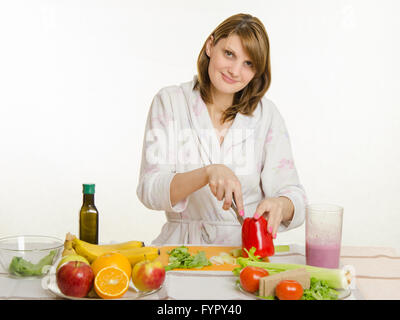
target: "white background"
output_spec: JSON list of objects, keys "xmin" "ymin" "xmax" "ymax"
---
[{"xmin": 0, "ymin": 0, "xmax": 399, "ymax": 251}]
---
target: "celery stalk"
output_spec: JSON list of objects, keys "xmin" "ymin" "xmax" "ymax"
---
[
  {"xmin": 274, "ymin": 245, "xmax": 290, "ymax": 253},
  {"xmin": 235, "ymin": 258, "xmax": 352, "ymax": 290}
]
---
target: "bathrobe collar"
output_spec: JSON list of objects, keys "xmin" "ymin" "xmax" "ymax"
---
[{"xmin": 180, "ymin": 75, "xmax": 262, "ymax": 165}]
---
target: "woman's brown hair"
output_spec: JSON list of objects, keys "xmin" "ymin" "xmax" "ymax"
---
[{"xmin": 194, "ymin": 13, "xmax": 271, "ymax": 123}]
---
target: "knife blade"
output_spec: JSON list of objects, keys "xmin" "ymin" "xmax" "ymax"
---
[{"xmin": 231, "ymin": 199, "xmax": 244, "ymax": 225}]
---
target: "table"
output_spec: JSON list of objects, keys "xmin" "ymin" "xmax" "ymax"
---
[{"xmin": 1, "ymin": 244, "xmax": 399, "ymax": 300}]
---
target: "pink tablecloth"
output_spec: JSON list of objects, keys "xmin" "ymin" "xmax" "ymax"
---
[{"xmin": 271, "ymin": 245, "xmax": 400, "ymax": 300}]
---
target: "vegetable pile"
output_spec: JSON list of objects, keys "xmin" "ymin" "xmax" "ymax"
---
[
  {"xmin": 164, "ymin": 246, "xmax": 211, "ymax": 271},
  {"xmin": 234, "ymin": 247, "xmax": 352, "ymax": 300},
  {"xmin": 258, "ymin": 277, "xmax": 340, "ymax": 300}
]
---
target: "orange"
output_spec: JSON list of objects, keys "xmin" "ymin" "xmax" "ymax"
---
[
  {"xmin": 94, "ymin": 266, "xmax": 130, "ymax": 299},
  {"xmin": 91, "ymin": 252, "xmax": 132, "ymax": 279}
]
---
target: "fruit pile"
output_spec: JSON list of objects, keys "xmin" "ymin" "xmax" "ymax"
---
[{"xmin": 56, "ymin": 233, "xmax": 166, "ymax": 299}]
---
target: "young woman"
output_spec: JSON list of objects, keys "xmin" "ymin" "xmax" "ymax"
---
[{"xmin": 137, "ymin": 13, "xmax": 307, "ymax": 245}]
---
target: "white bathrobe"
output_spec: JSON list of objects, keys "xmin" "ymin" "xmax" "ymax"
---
[{"xmin": 137, "ymin": 75, "xmax": 307, "ymax": 245}]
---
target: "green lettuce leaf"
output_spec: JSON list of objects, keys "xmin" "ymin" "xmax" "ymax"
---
[
  {"xmin": 301, "ymin": 277, "xmax": 339, "ymax": 300},
  {"xmin": 164, "ymin": 246, "xmax": 212, "ymax": 271},
  {"xmin": 9, "ymin": 250, "xmax": 57, "ymax": 277}
]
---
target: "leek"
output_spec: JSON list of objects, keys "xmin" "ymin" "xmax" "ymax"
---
[
  {"xmin": 210, "ymin": 252, "xmax": 237, "ymax": 265},
  {"xmin": 229, "ymin": 248, "xmax": 242, "ymax": 258}
]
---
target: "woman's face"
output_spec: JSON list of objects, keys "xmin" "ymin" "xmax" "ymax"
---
[{"xmin": 206, "ymin": 34, "xmax": 256, "ymax": 99}]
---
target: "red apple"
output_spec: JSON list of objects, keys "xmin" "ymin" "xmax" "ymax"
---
[
  {"xmin": 56, "ymin": 261, "xmax": 94, "ymax": 298},
  {"xmin": 132, "ymin": 260, "xmax": 165, "ymax": 292}
]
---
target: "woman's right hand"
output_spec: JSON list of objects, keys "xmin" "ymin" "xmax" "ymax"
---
[{"xmin": 205, "ymin": 164, "xmax": 245, "ymax": 215}]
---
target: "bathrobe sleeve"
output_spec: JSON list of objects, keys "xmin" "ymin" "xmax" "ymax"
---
[
  {"xmin": 260, "ymin": 102, "xmax": 308, "ymax": 231},
  {"xmin": 136, "ymin": 89, "xmax": 189, "ymax": 213}
]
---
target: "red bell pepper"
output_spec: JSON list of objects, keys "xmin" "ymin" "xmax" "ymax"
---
[{"xmin": 242, "ymin": 216, "xmax": 275, "ymax": 258}]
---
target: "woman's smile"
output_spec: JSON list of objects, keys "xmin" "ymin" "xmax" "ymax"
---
[{"xmin": 221, "ymin": 73, "xmax": 238, "ymax": 84}]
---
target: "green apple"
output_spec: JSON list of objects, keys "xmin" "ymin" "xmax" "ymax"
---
[{"xmin": 56, "ymin": 254, "xmax": 90, "ymax": 271}]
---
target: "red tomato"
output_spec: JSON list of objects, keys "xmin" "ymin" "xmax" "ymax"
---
[
  {"xmin": 239, "ymin": 266, "xmax": 269, "ymax": 293},
  {"xmin": 275, "ymin": 280, "xmax": 304, "ymax": 300}
]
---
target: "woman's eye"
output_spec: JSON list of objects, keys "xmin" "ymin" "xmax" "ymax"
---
[
  {"xmin": 225, "ymin": 50, "xmax": 233, "ymax": 57},
  {"xmin": 224, "ymin": 50, "xmax": 252, "ymax": 67}
]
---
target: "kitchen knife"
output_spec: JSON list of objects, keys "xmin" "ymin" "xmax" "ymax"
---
[{"xmin": 231, "ymin": 199, "xmax": 244, "ymax": 225}]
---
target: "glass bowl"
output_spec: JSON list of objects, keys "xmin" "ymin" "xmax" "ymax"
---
[{"xmin": 0, "ymin": 235, "xmax": 64, "ymax": 279}]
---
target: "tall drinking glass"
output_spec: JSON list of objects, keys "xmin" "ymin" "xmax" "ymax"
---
[{"xmin": 305, "ymin": 204, "xmax": 343, "ymax": 268}]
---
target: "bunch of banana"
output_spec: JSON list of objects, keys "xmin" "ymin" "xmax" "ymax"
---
[
  {"xmin": 62, "ymin": 233, "xmax": 77, "ymax": 256},
  {"xmin": 68, "ymin": 234, "xmax": 159, "ymax": 266},
  {"xmin": 114, "ymin": 246, "xmax": 160, "ymax": 266}
]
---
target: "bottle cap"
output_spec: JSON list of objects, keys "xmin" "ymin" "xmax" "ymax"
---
[{"xmin": 82, "ymin": 184, "xmax": 95, "ymax": 194}]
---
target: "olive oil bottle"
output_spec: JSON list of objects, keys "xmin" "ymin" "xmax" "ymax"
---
[{"xmin": 79, "ymin": 184, "xmax": 99, "ymax": 244}]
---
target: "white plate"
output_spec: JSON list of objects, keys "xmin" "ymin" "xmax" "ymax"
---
[
  {"xmin": 44, "ymin": 271, "xmax": 162, "ymax": 300},
  {"xmin": 236, "ymin": 282, "xmax": 351, "ymax": 300}
]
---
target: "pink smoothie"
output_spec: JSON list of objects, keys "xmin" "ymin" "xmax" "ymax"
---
[{"xmin": 306, "ymin": 242, "xmax": 341, "ymax": 268}]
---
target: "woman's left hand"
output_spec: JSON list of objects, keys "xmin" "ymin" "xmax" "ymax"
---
[{"xmin": 253, "ymin": 197, "xmax": 294, "ymax": 239}]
